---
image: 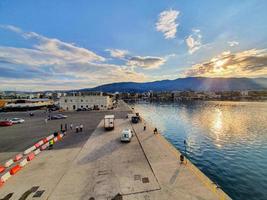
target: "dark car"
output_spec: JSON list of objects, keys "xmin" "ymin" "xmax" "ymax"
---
[
  {"xmin": 48, "ymin": 114, "xmax": 67, "ymax": 120},
  {"xmin": 0, "ymin": 120, "xmax": 13, "ymax": 126},
  {"xmin": 131, "ymin": 116, "xmax": 139, "ymax": 123}
]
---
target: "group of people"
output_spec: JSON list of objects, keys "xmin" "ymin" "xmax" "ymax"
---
[
  {"xmin": 58, "ymin": 123, "xmax": 84, "ymax": 133},
  {"xmin": 68, "ymin": 123, "xmax": 84, "ymax": 132}
]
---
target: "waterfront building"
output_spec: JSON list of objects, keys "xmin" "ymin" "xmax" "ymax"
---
[{"xmin": 59, "ymin": 94, "xmax": 113, "ymax": 111}]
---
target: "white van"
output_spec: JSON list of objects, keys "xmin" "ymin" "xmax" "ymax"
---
[
  {"xmin": 104, "ymin": 115, "xmax": 115, "ymax": 130},
  {"xmin": 120, "ymin": 129, "xmax": 133, "ymax": 142}
]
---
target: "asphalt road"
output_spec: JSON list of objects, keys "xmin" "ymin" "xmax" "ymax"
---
[{"xmin": 0, "ymin": 101, "xmax": 131, "ymax": 163}]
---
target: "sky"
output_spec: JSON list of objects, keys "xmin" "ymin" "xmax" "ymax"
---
[{"xmin": 0, "ymin": 0, "xmax": 267, "ymax": 91}]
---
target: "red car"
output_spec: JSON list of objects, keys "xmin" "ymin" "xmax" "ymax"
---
[{"xmin": 0, "ymin": 120, "xmax": 13, "ymax": 126}]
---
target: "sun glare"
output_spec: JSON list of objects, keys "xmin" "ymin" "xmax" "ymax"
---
[{"xmin": 213, "ymin": 59, "xmax": 225, "ymax": 73}]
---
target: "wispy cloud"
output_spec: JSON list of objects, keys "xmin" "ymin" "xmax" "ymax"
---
[
  {"xmin": 0, "ymin": 25, "xmax": 105, "ymax": 63},
  {"xmin": 156, "ymin": 9, "xmax": 180, "ymax": 39},
  {"xmin": 126, "ymin": 56, "xmax": 166, "ymax": 69},
  {"xmin": 182, "ymin": 49, "xmax": 267, "ymax": 77},
  {"xmin": 186, "ymin": 29, "xmax": 202, "ymax": 54},
  {"xmin": 228, "ymin": 41, "xmax": 239, "ymax": 47},
  {"xmin": 105, "ymin": 48, "xmax": 129, "ymax": 59}
]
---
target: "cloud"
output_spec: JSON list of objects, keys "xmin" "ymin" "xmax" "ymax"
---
[
  {"xmin": 156, "ymin": 9, "xmax": 180, "ymax": 39},
  {"xmin": 0, "ymin": 25, "xmax": 149, "ymax": 90},
  {"xmin": 105, "ymin": 48, "xmax": 129, "ymax": 59},
  {"xmin": 126, "ymin": 56, "xmax": 166, "ymax": 69},
  {"xmin": 228, "ymin": 41, "xmax": 239, "ymax": 47},
  {"xmin": 186, "ymin": 29, "xmax": 202, "ymax": 54},
  {"xmin": 182, "ymin": 49, "xmax": 267, "ymax": 77},
  {"xmin": 0, "ymin": 24, "xmax": 105, "ymax": 65}
]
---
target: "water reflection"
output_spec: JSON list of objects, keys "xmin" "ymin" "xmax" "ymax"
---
[{"xmin": 132, "ymin": 101, "xmax": 267, "ymax": 200}]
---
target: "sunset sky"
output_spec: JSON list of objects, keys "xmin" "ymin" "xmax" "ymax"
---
[{"xmin": 0, "ymin": 0, "xmax": 267, "ymax": 91}]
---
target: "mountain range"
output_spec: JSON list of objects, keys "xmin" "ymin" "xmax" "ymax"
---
[{"xmin": 81, "ymin": 77, "xmax": 267, "ymax": 93}]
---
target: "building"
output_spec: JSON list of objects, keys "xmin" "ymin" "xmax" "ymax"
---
[
  {"xmin": 59, "ymin": 95, "xmax": 113, "ymax": 111},
  {"xmin": 3, "ymin": 98, "xmax": 54, "ymax": 111}
]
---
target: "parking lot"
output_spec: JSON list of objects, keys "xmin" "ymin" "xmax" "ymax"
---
[{"xmin": 0, "ymin": 102, "xmax": 131, "ymax": 163}]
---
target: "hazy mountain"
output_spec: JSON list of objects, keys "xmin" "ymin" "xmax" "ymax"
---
[{"xmin": 81, "ymin": 77, "xmax": 267, "ymax": 93}]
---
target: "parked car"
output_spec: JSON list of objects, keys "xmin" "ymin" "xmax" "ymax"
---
[
  {"xmin": 48, "ymin": 114, "xmax": 67, "ymax": 120},
  {"xmin": 120, "ymin": 128, "xmax": 133, "ymax": 142},
  {"xmin": 57, "ymin": 114, "xmax": 67, "ymax": 118},
  {"xmin": 10, "ymin": 118, "xmax": 25, "ymax": 124},
  {"xmin": 0, "ymin": 120, "xmax": 13, "ymax": 126},
  {"xmin": 131, "ymin": 116, "xmax": 139, "ymax": 123}
]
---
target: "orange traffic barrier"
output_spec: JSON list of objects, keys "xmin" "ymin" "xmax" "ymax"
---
[
  {"xmin": 0, "ymin": 166, "xmax": 5, "ymax": 173},
  {"xmin": 43, "ymin": 138, "xmax": 48, "ymax": 143},
  {"xmin": 10, "ymin": 165, "xmax": 21, "ymax": 175},
  {"xmin": 34, "ymin": 143, "xmax": 40, "ymax": 148},
  {"xmin": 27, "ymin": 152, "xmax": 35, "ymax": 161},
  {"xmin": 13, "ymin": 153, "xmax": 23, "ymax": 162},
  {"xmin": 40, "ymin": 144, "xmax": 48, "ymax": 151}
]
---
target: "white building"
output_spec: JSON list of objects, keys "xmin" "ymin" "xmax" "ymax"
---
[{"xmin": 59, "ymin": 95, "xmax": 113, "ymax": 111}]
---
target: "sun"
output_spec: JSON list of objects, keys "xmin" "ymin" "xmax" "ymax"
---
[{"xmin": 213, "ymin": 60, "xmax": 225, "ymax": 73}]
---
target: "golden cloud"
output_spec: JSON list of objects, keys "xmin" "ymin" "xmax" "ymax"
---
[{"xmin": 183, "ymin": 49, "xmax": 267, "ymax": 77}]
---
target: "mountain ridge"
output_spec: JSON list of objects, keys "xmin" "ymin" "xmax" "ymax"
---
[{"xmin": 80, "ymin": 77, "xmax": 267, "ymax": 93}]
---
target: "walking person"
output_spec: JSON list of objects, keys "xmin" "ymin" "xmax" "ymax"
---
[
  {"xmin": 80, "ymin": 124, "xmax": 83, "ymax": 132},
  {"xmin": 76, "ymin": 126, "xmax": 79, "ymax": 133},
  {"xmin": 143, "ymin": 123, "xmax": 146, "ymax": 131},
  {"xmin": 60, "ymin": 124, "xmax": 63, "ymax": 131},
  {"xmin": 45, "ymin": 118, "xmax": 48, "ymax": 124},
  {"xmin": 65, "ymin": 123, "xmax": 67, "ymax": 131},
  {"xmin": 70, "ymin": 124, "xmax": 73, "ymax": 130},
  {"xmin": 153, "ymin": 128, "xmax": 158, "ymax": 134},
  {"xmin": 49, "ymin": 139, "xmax": 54, "ymax": 150}
]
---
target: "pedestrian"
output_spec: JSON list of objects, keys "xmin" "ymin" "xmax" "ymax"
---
[
  {"xmin": 180, "ymin": 154, "xmax": 184, "ymax": 164},
  {"xmin": 143, "ymin": 123, "xmax": 146, "ymax": 131},
  {"xmin": 80, "ymin": 124, "xmax": 83, "ymax": 132},
  {"xmin": 45, "ymin": 118, "xmax": 48, "ymax": 124},
  {"xmin": 60, "ymin": 124, "xmax": 63, "ymax": 131},
  {"xmin": 70, "ymin": 124, "xmax": 73, "ymax": 130},
  {"xmin": 49, "ymin": 139, "xmax": 54, "ymax": 150},
  {"xmin": 65, "ymin": 123, "xmax": 67, "ymax": 131},
  {"xmin": 76, "ymin": 126, "xmax": 79, "ymax": 133},
  {"xmin": 153, "ymin": 128, "xmax": 158, "ymax": 134}
]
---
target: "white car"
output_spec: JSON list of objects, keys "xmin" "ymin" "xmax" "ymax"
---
[
  {"xmin": 10, "ymin": 118, "xmax": 25, "ymax": 124},
  {"xmin": 120, "ymin": 129, "xmax": 133, "ymax": 142}
]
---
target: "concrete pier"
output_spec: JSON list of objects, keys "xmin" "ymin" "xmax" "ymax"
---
[{"xmin": 0, "ymin": 101, "xmax": 231, "ymax": 200}]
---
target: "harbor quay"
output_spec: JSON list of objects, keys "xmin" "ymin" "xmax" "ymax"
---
[{"xmin": 0, "ymin": 101, "xmax": 231, "ymax": 199}]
